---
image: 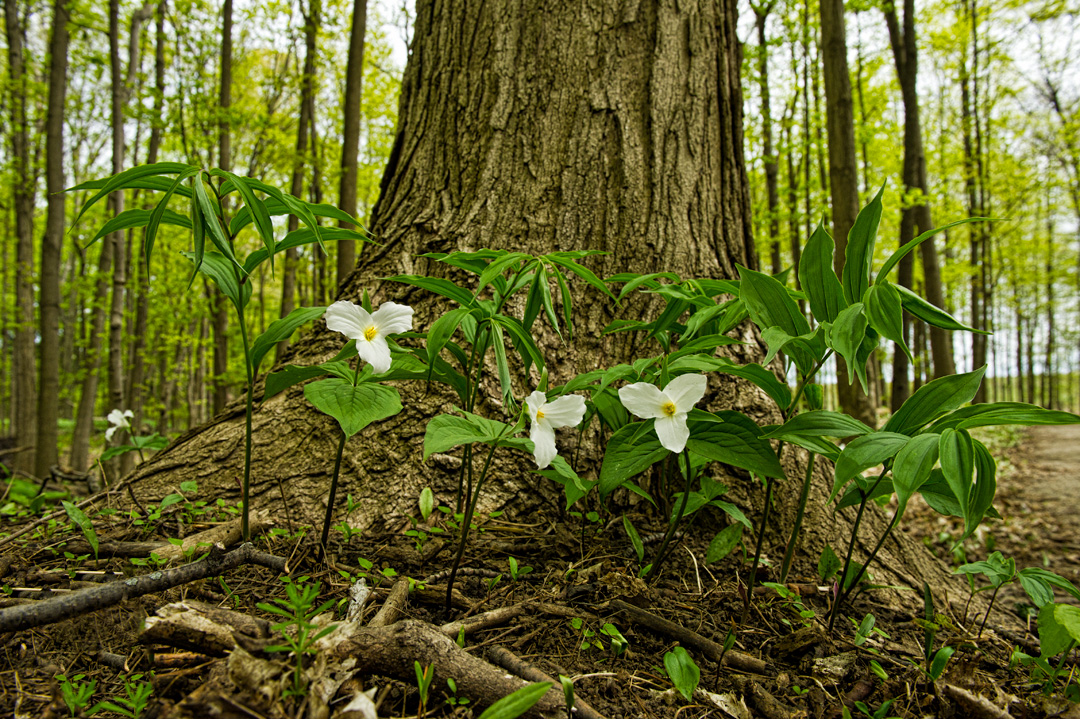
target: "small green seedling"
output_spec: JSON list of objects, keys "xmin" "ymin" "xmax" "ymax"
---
[
  {"xmin": 56, "ymin": 673, "xmax": 96, "ymax": 717},
  {"xmin": 663, "ymin": 646, "xmax": 700, "ymax": 702},
  {"xmin": 89, "ymin": 673, "xmax": 153, "ymax": 718},
  {"xmin": 508, "ymin": 556, "xmax": 533, "ymax": 581},
  {"xmin": 414, "ymin": 662, "xmax": 434, "ymax": 718}
]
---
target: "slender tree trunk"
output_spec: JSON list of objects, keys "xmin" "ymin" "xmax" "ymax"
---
[
  {"xmin": 276, "ymin": 0, "xmax": 318, "ymax": 362},
  {"xmin": 5, "ymin": 0, "xmax": 37, "ymax": 474},
  {"xmin": 821, "ymin": 0, "xmax": 876, "ymax": 427},
  {"xmin": 336, "ymin": 0, "xmax": 367, "ymax": 285},
  {"xmin": 1044, "ymin": 211, "xmax": 1056, "ymax": 409},
  {"xmin": 35, "ymin": 0, "xmax": 70, "ymax": 476},
  {"xmin": 126, "ymin": 1, "xmax": 166, "ymax": 440},
  {"xmin": 753, "ymin": 3, "xmax": 782, "ymax": 276}
]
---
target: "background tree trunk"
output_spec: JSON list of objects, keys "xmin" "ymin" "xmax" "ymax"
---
[
  {"xmin": 5, "ymin": 0, "xmax": 38, "ymax": 475},
  {"xmin": 336, "ymin": 0, "xmax": 367, "ymax": 286},
  {"xmin": 211, "ymin": 0, "xmax": 233, "ymax": 416},
  {"xmin": 34, "ymin": 0, "xmax": 70, "ymax": 477},
  {"xmin": 820, "ymin": 0, "xmax": 877, "ymax": 427},
  {"xmin": 125, "ymin": 0, "xmax": 955, "ymax": 602}
]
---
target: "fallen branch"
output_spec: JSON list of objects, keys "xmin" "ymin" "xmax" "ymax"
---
[
  {"xmin": 0, "ymin": 543, "xmax": 286, "ymax": 634},
  {"xmin": 368, "ymin": 578, "xmax": 410, "ymax": 628},
  {"xmin": 153, "ymin": 513, "xmax": 268, "ymax": 563},
  {"xmin": 609, "ymin": 599, "xmax": 766, "ymax": 674},
  {"xmin": 486, "ymin": 645, "xmax": 605, "ymax": 719},
  {"xmin": 440, "ymin": 603, "xmax": 529, "ymax": 638},
  {"xmin": 941, "ymin": 684, "xmax": 1012, "ymax": 719}
]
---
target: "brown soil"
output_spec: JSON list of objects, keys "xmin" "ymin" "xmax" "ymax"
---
[{"xmin": 3, "ymin": 426, "xmax": 1080, "ymax": 719}]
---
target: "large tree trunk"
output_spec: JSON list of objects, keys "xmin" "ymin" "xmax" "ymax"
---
[
  {"xmin": 126, "ymin": 0, "xmax": 955, "ymax": 604},
  {"xmin": 336, "ymin": 0, "xmax": 367, "ymax": 286},
  {"xmin": 210, "ymin": 0, "xmax": 232, "ymax": 416}
]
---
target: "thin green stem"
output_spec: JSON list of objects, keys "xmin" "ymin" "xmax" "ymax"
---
[
  {"xmin": 779, "ymin": 451, "xmax": 816, "ymax": 583},
  {"xmin": 446, "ymin": 439, "xmax": 501, "ymax": 610},
  {"xmin": 644, "ymin": 449, "xmax": 693, "ymax": 581},
  {"xmin": 236, "ymin": 301, "xmax": 255, "ymax": 543},
  {"xmin": 828, "ymin": 471, "xmax": 893, "ymax": 633},
  {"xmin": 742, "ymin": 473, "xmax": 773, "ymax": 622},
  {"xmin": 785, "ymin": 350, "xmax": 833, "ymax": 418},
  {"xmin": 319, "ymin": 431, "xmax": 349, "ymax": 556},
  {"xmin": 978, "ymin": 583, "xmax": 1002, "ymax": 639}
]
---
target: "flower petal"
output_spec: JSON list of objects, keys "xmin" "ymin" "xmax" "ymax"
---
[
  {"xmin": 525, "ymin": 391, "xmax": 547, "ymax": 423},
  {"xmin": 105, "ymin": 426, "xmax": 117, "ymax": 442},
  {"xmin": 654, "ymin": 413, "xmax": 690, "ymax": 453},
  {"xmin": 530, "ymin": 419, "xmax": 558, "ymax": 468},
  {"xmin": 107, "ymin": 409, "xmax": 128, "ymax": 428},
  {"xmin": 540, "ymin": 394, "xmax": 586, "ymax": 428},
  {"xmin": 618, "ymin": 382, "xmax": 667, "ymax": 419},
  {"xmin": 371, "ymin": 301, "xmax": 414, "ymax": 336},
  {"xmin": 663, "ymin": 374, "xmax": 707, "ymax": 412},
  {"xmin": 357, "ymin": 335, "xmax": 393, "ymax": 373},
  {"xmin": 324, "ymin": 301, "xmax": 372, "ymax": 340}
]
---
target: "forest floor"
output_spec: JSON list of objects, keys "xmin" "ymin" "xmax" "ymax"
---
[{"xmin": 3, "ymin": 426, "xmax": 1080, "ymax": 718}]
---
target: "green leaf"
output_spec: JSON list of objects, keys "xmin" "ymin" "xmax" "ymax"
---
[
  {"xmin": 830, "ymin": 432, "xmax": 910, "ymax": 502},
  {"xmin": 475, "ymin": 682, "xmax": 551, "ymax": 719},
  {"xmin": 70, "ymin": 162, "xmax": 195, "ymax": 227},
  {"xmin": 1039, "ymin": 604, "xmax": 1074, "ymax": 658},
  {"xmin": 599, "ymin": 423, "xmax": 668, "ymax": 498},
  {"xmin": 1019, "ymin": 569, "xmax": 1080, "ymax": 608},
  {"xmin": 761, "ymin": 326, "xmax": 824, "ymax": 367},
  {"xmin": 918, "ymin": 470, "xmax": 962, "ymax": 518},
  {"xmin": 841, "ymin": 185, "xmax": 884, "ymax": 305},
  {"xmin": 62, "ymin": 501, "xmax": 99, "ymax": 559},
  {"xmin": 423, "ymin": 412, "xmax": 513, "ymax": 458},
  {"xmin": 863, "ymin": 279, "xmax": 910, "ymax": 362},
  {"xmin": 876, "ymin": 217, "xmax": 992, "ymax": 285},
  {"xmin": 663, "ymin": 647, "xmax": 700, "ymax": 702},
  {"xmin": 249, "ymin": 306, "xmax": 326, "ymax": 376},
  {"xmin": 623, "ymin": 516, "xmax": 645, "ymax": 563},
  {"xmin": 939, "ymin": 429, "xmax": 974, "ymax": 526},
  {"xmin": 492, "ymin": 315, "xmax": 545, "ymax": 377},
  {"xmin": 243, "ymin": 227, "xmax": 368, "ymax": 274},
  {"xmin": 144, "ymin": 167, "xmax": 199, "ymax": 272},
  {"xmin": 738, "ymin": 265, "xmax": 814, "ymax": 372},
  {"xmin": 388, "ymin": 275, "xmax": 476, "ymax": 308},
  {"xmin": 799, "ymin": 221, "xmax": 847, "ymax": 323},
  {"xmin": 706, "ymin": 524, "xmax": 744, "ymax": 563},
  {"xmin": 426, "ymin": 308, "xmax": 474, "ymax": 376},
  {"xmin": 965, "ymin": 439, "xmax": 996, "ymax": 540},
  {"xmin": 929, "ymin": 402, "xmax": 1080, "ymax": 432},
  {"xmin": 183, "ymin": 251, "xmax": 251, "ymax": 312},
  {"xmin": 193, "ymin": 172, "xmax": 239, "ymax": 267},
  {"xmin": 477, "ymin": 252, "xmax": 532, "ymax": 297},
  {"xmin": 836, "ymin": 477, "xmax": 895, "ymax": 510},
  {"xmin": 668, "ymin": 356, "xmax": 791, "ymax": 410},
  {"xmin": 303, "ymin": 380, "xmax": 403, "ymax": 438},
  {"xmin": 85, "ymin": 207, "xmax": 191, "ymax": 248},
  {"xmin": 213, "ymin": 170, "xmax": 277, "ymax": 271},
  {"xmin": 891, "ymin": 434, "xmax": 940, "ymax": 521},
  {"xmin": 883, "ymin": 367, "xmax": 986, "ymax": 436},
  {"xmin": 490, "ymin": 321, "xmax": 514, "ymax": 407},
  {"xmin": 828, "ymin": 303, "xmax": 869, "ymax": 391},
  {"xmin": 264, "ymin": 364, "xmax": 341, "ymax": 399},
  {"xmin": 686, "ymin": 422, "xmax": 785, "ymax": 479},
  {"xmin": 419, "ymin": 487, "xmax": 434, "ymax": 521},
  {"xmin": 762, "ymin": 410, "xmax": 873, "ymax": 440},
  {"xmin": 818, "ymin": 545, "xmax": 841, "ymax": 582},
  {"xmin": 546, "ymin": 253, "xmax": 616, "ymax": 300}
]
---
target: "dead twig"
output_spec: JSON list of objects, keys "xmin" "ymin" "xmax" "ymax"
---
[
  {"xmin": 0, "ymin": 543, "xmax": 286, "ymax": 634},
  {"xmin": 486, "ymin": 645, "xmax": 606, "ymax": 719}
]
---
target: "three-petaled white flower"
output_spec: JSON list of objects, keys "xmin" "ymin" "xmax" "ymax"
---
[
  {"xmin": 525, "ymin": 390, "xmax": 586, "ymax": 469},
  {"xmin": 105, "ymin": 409, "xmax": 134, "ymax": 442},
  {"xmin": 324, "ymin": 300, "xmax": 415, "ymax": 374},
  {"xmin": 618, "ymin": 374, "xmax": 707, "ymax": 453}
]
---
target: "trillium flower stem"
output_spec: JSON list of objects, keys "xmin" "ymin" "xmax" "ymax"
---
[
  {"xmin": 644, "ymin": 449, "xmax": 693, "ymax": 581},
  {"xmin": 319, "ymin": 431, "xmax": 349, "ymax": 558},
  {"xmin": 446, "ymin": 438, "xmax": 502, "ymax": 610}
]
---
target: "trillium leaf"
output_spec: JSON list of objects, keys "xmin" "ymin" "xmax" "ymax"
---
[
  {"xmin": 667, "ymin": 356, "xmax": 791, "ymax": 411},
  {"xmin": 863, "ymin": 279, "xmax": 911, "ymax": 362},
  {"xmin": 423, "ymin": 411, "xmax": 513, "ymax": 459},
  {"xmin": 799, "ymin": 221, "xmax": 847, "ymax": 323},
  {"xmin": 883, "ymin": 366, "xmax": 986, "ymax": 436},
  {"xmin": 599, "ymin": 422, "xmax": 668, "ymax": 499},
  {"xmin": 304, "ymin": 379, "xmax": 403, "ymax": 438},
  {"xmin": 1037, "ymin": 604, "xmax": 1074, "ymax": 658},
  {"xmin": 762, "ymin": 410, "xmax": 873, "ymax": 440},
  {"xmin": 686, "ymin": 422, "xmax": 785, "ymax": 479},
  {"xmin": 830, "ymin": 432, "xmax": 910, "ymax": 502},
  {"xmin": 706, "ymin": 524, "xmax": 744, "ymax": 564},
  {"xmin": 891, "ymin": 434, "xmax": 940, "ymax": 521},
  {"xmin": 841, "ymin": 185, "xmax": 884, "ymax": 305}
]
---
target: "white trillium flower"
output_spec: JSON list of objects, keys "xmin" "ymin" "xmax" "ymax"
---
[
  {"xmin": 618, "ymin": 374, "xmax": 707, "ymax": 454},
  {"xmin": 525, "ymin": 390, "xmax": 586, "ymax": 469},
  {"xmin": 105, "ymin": 409, "xmax": 134, "ymax": 442},
  {"xmin": 324, "ymin": 300, "xmax": 415, "ymax": 374}
]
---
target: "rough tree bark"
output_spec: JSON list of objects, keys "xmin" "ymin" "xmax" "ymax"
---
[{"xmin": 126, "ymin": 0, "xmax": 955, "ymax": 603}]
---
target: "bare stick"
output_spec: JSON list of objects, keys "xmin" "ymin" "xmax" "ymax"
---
[
  {"xmin": 368, "ymin": 578, "xmax": 409, "ymax": 628},
  {"xmin": 609, "ymin": 599, "xmax": 766, "ymax": 674},
  {"xmin": 0, "ymin": 543, "xmax": 286, "ymax": 634},
  {"xmin": 486, "ymin": 645, "xmax": 606, "ymax": 719}
]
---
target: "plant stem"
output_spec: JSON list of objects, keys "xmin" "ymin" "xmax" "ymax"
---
[
  {"xmin": 742, "ymin": 473, "xmax": 772, "ymax": 621},
  {"xmin": 779, "ymin": 451, "xmax": 816, "ymax": 583},
  {"xmin": 319, "ymin": 431, "xmax": 349, "ymax": 556},
  {"xmin": 825, "ymin": 464, "xmax": 885, "ymax": 626},
  {"xmin": 236, "ymin": 302, "xmax": 255, "ymax": 543},
  {"xmin": 978, "ymin": 583, "xmax": 1002, "ymax": 639},
  {"xmin": 446, "ymin": 440, "xmax": 500, "ymax": 610},
  {"xmin": 644, "ymin": 449, "xmax": 693, "ymax": 581}
]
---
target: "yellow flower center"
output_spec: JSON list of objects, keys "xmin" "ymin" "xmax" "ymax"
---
[
  {"xmin": 661, "ymin": 401, "xmax": 677, "ymax": 417},
  {"xmin": 364, "ymin": 325, "xmax": 378, "ymax": 341},
  {"xmin": 536, "ymin": 410, "xmax": 545, "ymax": 421}
]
